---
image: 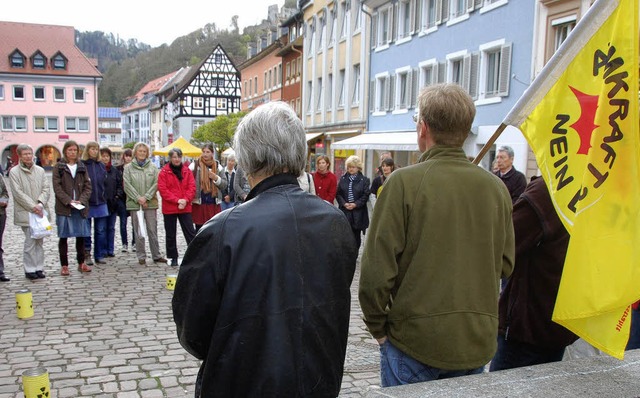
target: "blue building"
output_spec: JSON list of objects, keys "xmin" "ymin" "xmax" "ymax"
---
[{"xmin": 334, "ymin": 0, "xmax": 535, "ymax": 174}]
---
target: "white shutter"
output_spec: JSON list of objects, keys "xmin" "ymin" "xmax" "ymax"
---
[
  {"xmin": 391, "ymin": 3, "xmax": 398, "ymax": 43},
  {"xmin": 388, "ymin": 75, "xmax": 396, "ymax": 111},
  {"xmin": 474, "ymin": 0, "xmax": 483, "ymax": 9},
  {"xmin": 440, "ymin": 0, "xmax": 449, "ymax": 23},
  {"xmin": 410, "ymin": 67, "xmax": 419, "ymax": 108},
  {"xmin": 369, "ymin": 80, "xmax": 375, "ymax": 112},
  {"xmin": 469, "ymin": 52, "xmax": 480, "ymax": 100},
  {"xmin": 462, "ymin": 54, "xmax": 471, "ymax": 92},
  {"xmin": 437, "ymin": 61, "xmax": 447, "ymax": 83},
  {"xmin": 413, "ymin": 0, "xmax": 421, "ymax": 34},
  {"xmin": 371, "ymin": 13, "xmax": 378, "ymax": 48},
  {"xmin": 435, "ymin": 0, "xmax": 443, "ymax": 25},
  {"xmin": 498, "ymin": 42, "xmax": 512, "ymax": 97},
  {"xmin": 466, "ymin": 0, "xmax": 475, "ymax": 12}
]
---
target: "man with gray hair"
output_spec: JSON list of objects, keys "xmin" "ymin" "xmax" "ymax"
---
[
  {"xmin": 172, "ymin": 101, "xmax": 358, "ymax": 397},
  {"xmin": 359, "ymin": 84, "xmax": 515, "ymax": 386},
  {"xmin": 494, "ymin": 145, "xmax": 527, "ymax": 203},
  {"xmin": 9, "ymin": 144, "xmax": 51, "ymax": 279}
]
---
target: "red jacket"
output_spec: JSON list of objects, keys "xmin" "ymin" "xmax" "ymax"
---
[
  {"xmin": 313, "ymin": 170, "xmax": 337, "ymax": 203},
  {"xmin": 158, "ymin": 163, "xmax": 196, "ymax": 214}
]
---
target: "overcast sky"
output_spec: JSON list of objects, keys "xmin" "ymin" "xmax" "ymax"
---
[{"xmin": 2, "ymin": 1, "xmax": 286, "ymax": 47}]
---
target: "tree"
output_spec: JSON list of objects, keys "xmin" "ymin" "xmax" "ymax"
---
[
  {"xmin": 123, "ymin": 142, "xmax": 135, "ymax": 149},
  {"xmin": 191, "ymin": 111, "xmax": 248, "ymax": 154}
]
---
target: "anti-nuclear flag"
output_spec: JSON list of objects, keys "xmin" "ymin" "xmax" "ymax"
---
[{"xmin": 502, "ymin": 0, "xmax": 639, "ymax": 359}]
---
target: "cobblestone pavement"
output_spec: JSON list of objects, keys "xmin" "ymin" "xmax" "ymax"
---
[{"xmin": 0, "ymin": 173, "xmax": 381, "ymax": 397}]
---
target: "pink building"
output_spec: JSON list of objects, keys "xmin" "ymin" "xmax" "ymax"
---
[{"xmin": 0, "ymin": 21, "xmax": 102, "ymax": 169}]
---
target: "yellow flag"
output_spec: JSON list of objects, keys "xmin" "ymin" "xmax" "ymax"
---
[{"xmin": 503, "ymin": 0, "xmax": 639, "ymax": 359}]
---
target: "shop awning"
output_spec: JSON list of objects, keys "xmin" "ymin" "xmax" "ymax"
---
[
  {"xmin": 331, "ymin": 131, "xmax": 419, "ymax": 151},
  {"xmin": 306, "ymin": 132, "xmax": 324, "ymax": 142}
]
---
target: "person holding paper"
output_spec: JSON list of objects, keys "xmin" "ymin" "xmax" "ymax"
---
[{"xmin": 52, "ymin": 140, "xmax": 93, "ymax": 276}]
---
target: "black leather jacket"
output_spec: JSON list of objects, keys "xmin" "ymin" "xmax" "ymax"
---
[{"xmin": 173, "ymin": 173, "xmax": 358, "ymax": 397}]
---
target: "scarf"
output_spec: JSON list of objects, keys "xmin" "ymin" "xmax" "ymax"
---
[
  {"xmin": 198, "ymin": 157, "xmax": 217, "ymax": 195},
  {"xmin": 348, "ymin": 174, "xmax": 357, "ymax": 203},
  {"xmin": 105, "ymin": 161, "xmax": 112, "ymax": 172},
  {"xmin": 170, "ymin": 163, "xmax": 183, "ymax": 181}
]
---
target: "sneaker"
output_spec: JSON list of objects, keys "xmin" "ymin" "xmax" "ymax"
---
[
  {"xmin": 153, "ymin": 257, "xmax": 168, "ymax": 264},
  {"xmin": 86, "ymin": 258, "xmax": 94, "ymax": 266},
  {"xmin": 25, "ymin": 272, "xmax": 38, "ymax": 280},
  {"xmin": 170, "ymin": 258, "xmax": 179, "ymax": 267},
  {"xmin": 78, "ymin": 263, "xmax": 92, "ymax": 273},
  {"xmin": 0, "ymin": 274, "xmax": 10, "ymax": 282},
  {"xmin": 122, "ymin": 245, "xmax": 128, "ymax": 253},
  {"xmin": 60, "ymin": 266, "xmax": 70, "ymax": 276},
  {"xmin": 35, "ymin": 271, "xmax": 46, "ymax": 279}
]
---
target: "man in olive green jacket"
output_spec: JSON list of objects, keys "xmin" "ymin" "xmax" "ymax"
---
[{"xmin": 359, "ymin": 84, "xmax": 515, "ymax": 387}]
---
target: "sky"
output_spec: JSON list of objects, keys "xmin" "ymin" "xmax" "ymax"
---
[{"xmin": 2, "ymin": 0, "xmax": 287, "ymax": 47}]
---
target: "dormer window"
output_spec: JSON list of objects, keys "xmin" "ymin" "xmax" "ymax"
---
[
  {"xmin": 32, "ymin": 52, "xmax": 46, "ymax": 69},
  {"xmin": 52, "ymin": 53, "xmax": 67, "ymax": 70},
  {"xmin": 10, "ymin": 51, "xmax": 25, "ymax": 68}
]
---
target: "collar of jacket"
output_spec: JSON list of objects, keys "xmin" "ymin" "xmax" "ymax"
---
[
  {"xmin": 246, "ymin": 173, "xmax": 298, "ymax": 201},
  {"xmin": 58, "ymin": 160, "xmax": 87, "ymax": 173},
  {"xmin": 418, "ymin": 145, "xmax": 467, "ymax": 163}
]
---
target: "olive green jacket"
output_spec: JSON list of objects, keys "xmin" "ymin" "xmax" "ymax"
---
[
  {"xmin": 359, "ymin": 146, "xmax": 515, "ymax": 370},
  {"xmin": 123, "ymin": 160, "xmax": 159, "ymax": 211}
]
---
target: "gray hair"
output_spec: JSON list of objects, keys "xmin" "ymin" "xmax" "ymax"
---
[
  {"xmin": 497, "ymin": 145, "xmax": 515, "ymax": 159},
  {"xmin": 226, "ymin": 153, "xmax": 236, "ymax": 163},
  {"xmin": 168, "ymin": 148, "xmax": 183, "ymax": 158},
  {"xmin": 16, "ymin": 143, "xmax": 33, "ymax": 155},
  {"xmin": 233, "ymin": 102, "xmax": 306, "ymax": 177}
]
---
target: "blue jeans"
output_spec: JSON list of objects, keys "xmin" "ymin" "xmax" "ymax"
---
[
  {"xmin": 380, "ymin": 339, "xmax": 484, "ymax": 387},
  {"xmin": 489, "ymin": 335, "xmax": 565, "ymax": 371},
  {"xmin": 220, "ymin": 201, "xmax": 235, "ymax": 211},
  {"xmin": 85, "ymin": 216, "xmax": 108, "ymax": 260},
  {"xmin": 106, "ymin": 212, "xmax": 117, "ymax": 255}
]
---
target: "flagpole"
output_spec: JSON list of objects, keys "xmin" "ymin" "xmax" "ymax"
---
[{"xmin": 473, "ymin": 123, "xmax": 507, "ymax": 165}]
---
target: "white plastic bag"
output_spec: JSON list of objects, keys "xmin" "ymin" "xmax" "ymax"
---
[
  {"xmin": 137, "ymin": 207, "xmax": 148, "ymax": 239},
  {"xmin": 29, "ymin": 210, "xmax": 53, "ymax": 239}
]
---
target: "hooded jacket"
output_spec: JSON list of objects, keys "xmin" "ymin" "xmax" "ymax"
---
[{"xmin": 172, "ymin": 174, "xmax": 358, "ymax": 397}]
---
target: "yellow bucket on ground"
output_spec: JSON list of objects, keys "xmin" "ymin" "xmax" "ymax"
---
[
  {"xmin": 16, "ymin": 289, "xmax": 34, "ymax": 319},
  {"xmin": 22, "ymin": 367, "xmax": 50, "ymax": 398},
  {"xmin": 166, "ymin": 274, "xmax": 177, "ymax": 290}
]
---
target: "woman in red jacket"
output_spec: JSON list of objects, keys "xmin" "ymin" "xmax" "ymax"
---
[
  {"xmin": 158, "ymin": 148, "xmax": 196, "ymax": 267},
  {"xmin": 312, "ymin": 154, "xmax": 337, "ymax": 204}
]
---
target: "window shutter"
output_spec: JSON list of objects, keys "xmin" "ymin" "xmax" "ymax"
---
[
  {"xmin": 469, "ymin": 52, "xmax": 480, "ymax": 100},
  {"xmin": 462, "ymin": 54, "xmax": 471, "ymax": 92},
  {"xmin": 388, "ymin": 75, "xmax": 395, "ymax": 111},
  {"xmin": 371, "ymin": 13, "xmax": 378, "ymax": 48},
  {"xmin": 414, "ymin": 0, "xmax": 422, "ymax": 33},
  {"xmin": 410, "ymin": 67, "xmax": 419, "ymax": 108},
  {"xmin": 466, "ymin": 0, "xmax": 475, "ymax": 12},
  {"xmin": 498, "ymin": 42, "xmax": 512, "ymax": 97},
  {"xmin": 440, "ymin": 0, "xmax": 449, "ymax": 23},
  {"xmin": 435, "ymin": 0, "xmax": 443, "ymax": 25},
  {"xmin": 370, "ymin": 80, "xmax": 376, "ymax": 112},
  {"xmin": 437, "ymin": 61, "xmax": 446, "ymax": 83},
  {"xmin": 474, "ymin": 0, "xmax": 483, "ymax": 9},
  {"xmin": 391, "ymin": 4, "xmax": 398, "ymax": 43},
  {"xmin": 410, "ymin": 0, "xmax": 417, "ymax": 34}
]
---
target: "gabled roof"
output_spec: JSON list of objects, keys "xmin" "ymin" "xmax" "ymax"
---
[
  {"xmin": 120, "ymin": 70, "xmax": 180, "ymax": 113},
  {"xmin": 0, "ymin": 21, "xmax": 101, "ymax": 77}
]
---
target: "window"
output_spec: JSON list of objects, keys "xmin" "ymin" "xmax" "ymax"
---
[
  {"xmin": 10, "ymin": 52, "xmax": 24, "ymax": 68},
  {"xmin": 450, "ymin": 0, "xmax": 467, "ymax": 19},
  {"xmin": 286, "ymin": 62, "xmax": 291, "ymax": 81},
  {"xmin": 34, "ymin": 117, "xmax": 46, "ymax": 131},
  {"xmin": 353, "ymin": 0, "xmax": 362, "ymax": 31},
  {"xmin": 218, "ymin": 77, "xmax": 225, "ymax": 87},
  {"xmin": 422, "ymin": 0, "xmax": 439, "ymax": 30},
  {"xmin": 193, "ymin": 120, "xmax": 205, "ymax": 133},
  {"xmin": 54, "ymin": 87, "xmax": 65, "ymax": 101},
  {"xmin": 352, "ymin": 64, "xmax": 361, "ymax": 105},
  {"xmin": 338, "ymin": 69, "xmax": 346, "ymax": 107},
  {"xmin": 478, "ymin": 40, "xmax": 512, "ymax": 100},
  {"xmin": 0, "ymin": 84, "xmax": 4, "ymax": 100},
  {"xmin": 485, "ymin": 49, "xmax": 501, "ymax": 96},
  {"xmin": 307, "ymin": 81, "xmax": 313, "ymax": 113},
  {"xmin": 553, "ymin": 16, "xmax": 576, "ymax": 53},
  {"xmin": 215, "ymin": 54, "xmax": 223, "ymax": 64},
  {"xmin": 34, "ymin": 87, "xmax": 45, "ymax": 100},
  {"xmin": 65, "ymin": 117, "xmax": 77, "ymax": 131},
  {"xmin": 317, "ymin": 16, "xmax": 325, "ymax": 51},
  {"xmin": 52, "ymin": 54, "xmax": 66, "ymax": 70},
  {"xmin": 379, "ymin": 7, "xmax": 391, "ymax": 45},
  {"xmin": 2, "ymin": 117, "xmax": 13, "ymax": 131},
  {"xmin": 13, "ymin": 86, "xmax": 25, "ymax": 100},
  {"xmin": 277, "ymin": 64, "xmax": 282, "ymax": 86},
  {"xmin": 328, "ymin": 9, "xmax": 336, "ymax": 45},
  {"xmin": 395, "ymin": 68, "xmax": 412, "ymax": 110},
  {"xmin": 244, "ymin": 81, "xmax": 248, "ymax": 98},
  {"xmin": 264, "ymin": 72, "xmax": 268, "ymax": 92},
  {"xmin": 217, "ymin": 98, "xmax": 227, "ymax": 109},
  {"xmin": 316, "ymin": 77, "xmax": 323, "ymax": 111},
  {"xmin": 308, "ymin": 22, "xmax": 316, "ymax": 58},
  {"xmin": 32, "ymin": 53, "xmax": 46, "ymax": 69},
  {"xmin": 74, "ymin": 88, "xmax": 85, "ymax": 102},
  {"xmin": 398, "ymin": 0, "xmax": 413, "ymax": 40},
  {"xmin": 340, "ymin": 1, "xmax": 349, "ymax": 38},
  {"xmin": 48, "ymin": 117, "xmax": 59, "ymax": 131},
  {"xmin": 253, "ymin": 77, "xmax": 258, "ymax": 96},
  {"xmin": 450, "ymin": 59, "xmax": 463, "ymax": 85},
  {"xmin": 78, "ymin": 118, "xmax": 89, "ymax": 132},
  {"xmin": 15, "ymin": 116, "xmax": 26, "ymax": 131},
  {"xmin": 193, "ymin": 97, "xmax": 204, "ymax": 109},
  {"xmin": 327, "ymin": 74, "xmax": 333, "ymax": 109},
  {"xmin": 374, "ymin": 73, "xmax": 390, "ymax": 113}
]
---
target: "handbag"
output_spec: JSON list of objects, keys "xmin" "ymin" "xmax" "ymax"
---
[
  {"xmin": 29, "ymin": 210, "xmax": 53, "ymax": 239},
  {"xmin": 137, "ymin": 207, "xmax": 148, "ymax": 239}
]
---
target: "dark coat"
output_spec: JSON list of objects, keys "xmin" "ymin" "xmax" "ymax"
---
[
  {"xmin": 52, "ymin": 161, "xmax": 92, "ymax": 218},
  {"xmin": 498, "ymin": 176, "xmax": 578, "ymax": 349},
  {"xmin": 172, "ymin": 174, "xmax": 358, "ymax": 398},
  {"xmin": 336, "ymin": 172, "xmax": 370, "ymax": 231},
  {"xmin": 104, "ymin": 165, "xmax": 124, "ymax": 213},
  {"xmin": 84, "ymin": 158, "xmax": 107, "ymax": 207},
  {"xmin": 494, "ymin": 167, "xmax": 527, "ymax": 203}
]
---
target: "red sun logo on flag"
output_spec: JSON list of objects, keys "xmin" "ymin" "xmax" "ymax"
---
[{"xmin": 569, "ymin": 86, "xmax": 600, "ymax": 155}]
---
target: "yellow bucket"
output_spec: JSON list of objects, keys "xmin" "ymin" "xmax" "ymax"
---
[
  {"xmin": 22, "ymin": 367, "xmax": 50, "ymax": 398},
  {"xmin": 16, "ymin": 289, "xmax": 34, "ymax": 319},
  {"xmin": 166, "ymin": 274, "xmax": 177, "ymax": 290}
]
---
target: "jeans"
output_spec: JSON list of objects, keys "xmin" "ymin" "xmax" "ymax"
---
[
  {"xmin": 85, "ymin": 216, "xmax": 108, "ymax": 260},
  {"xmin": 106, "ymin": 211, "xmax": 117, "ymax": 255},
  {"xmin": 116, "ymin": 200, "xmax": 130, "ymax": 246},
  {"xmin": 380, "ymin": 339, "xmax": 484, "ymax": 387},
  {"xmin": 627, "ymin": 307, "xmax": 640, "ymax": 350},
  {"xmin": 220, "ymin": 201, "xmax": 235, "ymax": 211},
  {"xmin": 163, "ymin": 213, "xmax": 196, "ymax": 260},
  {"xmin": 489, "ymin": 335, "xmax": 565, "ymax": 371}
]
